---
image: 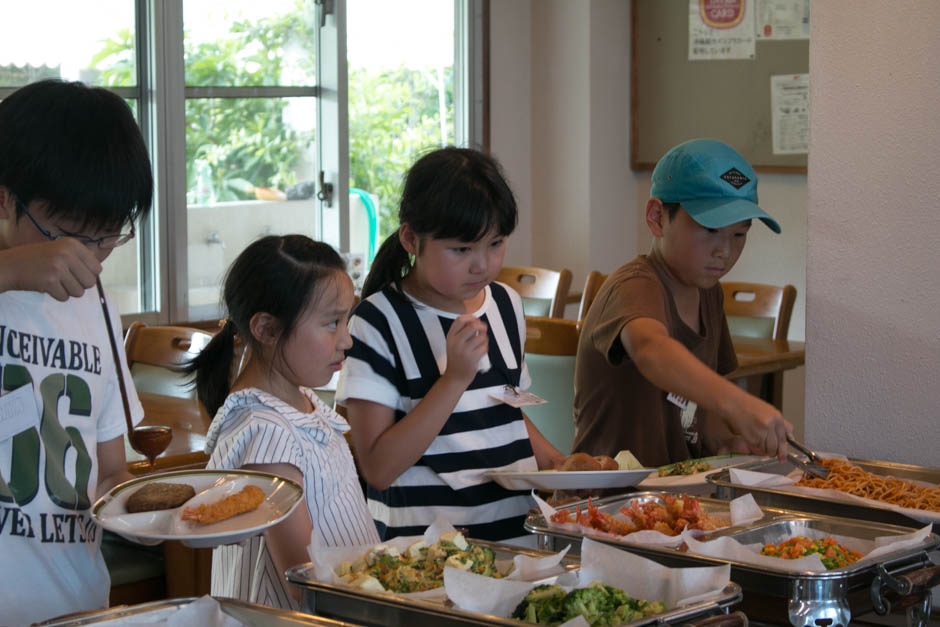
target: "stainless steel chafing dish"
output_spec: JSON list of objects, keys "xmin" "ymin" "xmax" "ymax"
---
[
  {"xmin": 286, "ymin": 539, "xmax": 744, "ymax": 627},
  {"xmin": 37, "ymin": 596, "xmax": 357, "ymax": 626},
  {"xmin": 706, "ymin": 457, "xmax": 940, "ymax": 529},
  {"xmin": 524, "ymin": 491, "xmax": 940, "ymax": 627}
]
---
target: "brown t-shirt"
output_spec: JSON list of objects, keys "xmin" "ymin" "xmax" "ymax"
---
[{"xmin": 571, "ymin": 250, "xmax": 738, "ymax": 467}]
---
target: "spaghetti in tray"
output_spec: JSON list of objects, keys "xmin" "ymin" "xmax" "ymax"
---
[{"xmin": 796, "ymin": 458, "xmax": 940, "ymax": 513}]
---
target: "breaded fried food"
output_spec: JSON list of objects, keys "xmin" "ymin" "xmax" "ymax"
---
[
  {"xmin": 559, "ymin": 452, "xmax": 602, "ymax": 472},
  {"xmin": 126, "ymin": 482, "xmax": 196, "ymax": 513},
  {"xmin": 181, "ymin": 484, "xmax": 265, "ymax": 525},
  {"xmin": 594, "ymin": 455, "xmax": 619, "ymax": 471}
]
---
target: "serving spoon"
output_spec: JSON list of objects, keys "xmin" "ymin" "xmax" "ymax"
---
[{"xmin": 96, "ymin": 278, "xmax": 172, "ymax": 469}]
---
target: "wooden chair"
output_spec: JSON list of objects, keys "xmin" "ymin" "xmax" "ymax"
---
[
  {"xmin": 577, "ymin": 271, "xmax": 609, "ymax": 324},
  {"xmin": 721, "ymin": 282, "xmax": 797, "ymax": 341},
  {"xmin": 124, "ymin": 322, "xmax": 215, "ymax": 398},
  {"xmin": 497, "ymin": 266, "xmax": 573, "ymax": 318},
  {"xmin": 523, "ymin": 316, "xmax": 580, "ymax": 454}
]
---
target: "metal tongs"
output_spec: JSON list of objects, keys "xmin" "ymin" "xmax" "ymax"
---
[{"xmin": 786, "ymin": 435, "xmax": 830, "ymax": 479}]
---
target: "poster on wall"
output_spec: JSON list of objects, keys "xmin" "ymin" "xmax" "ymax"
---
[
  {"xmin": 770, "ymin": 73, "xmax": 809, "ymax": 154},
  {"xmin": 756, "ymin": 0, "xmax": 810, "ymax": 40},
  {"xmin": 689, "ymin": 0, "xmax": 756, "ymax": 61}
]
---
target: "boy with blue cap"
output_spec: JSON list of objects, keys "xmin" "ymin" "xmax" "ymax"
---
[{"xmin": 572, "ymin": 138, "xmax": 792, "ymax": 467}]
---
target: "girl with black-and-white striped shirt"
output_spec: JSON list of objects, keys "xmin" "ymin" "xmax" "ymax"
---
[
  {"xmin": 187, "ymin": 235, "xmax": 378, "ymax": 609},
  {"xmin": 338, "ymin": 148, "xmax": 565, "ymax": 543}
]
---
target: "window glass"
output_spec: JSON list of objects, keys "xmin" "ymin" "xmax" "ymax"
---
[
  {"xmin": 184, "ymin": 96, "xmax": 317, "ymax": 320},
  {"xmin": 184, "ymin": 0, "xmax": 316, "ymax": 88},
  {"xmin": 0, "ymin": 1, "xmax": 136, "ymax": 87},
  {"xmin": 347, "ymin": 0, "xmax": 456, "ymax": 262},
  {"xmin": 183, "ymin": 1, "xmax": 319, "ymax": 319}
]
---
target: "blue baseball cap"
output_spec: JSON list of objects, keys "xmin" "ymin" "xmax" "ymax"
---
[{"xmin": 650, "ymin": 139, "xmax": 781, "ymax": 233}]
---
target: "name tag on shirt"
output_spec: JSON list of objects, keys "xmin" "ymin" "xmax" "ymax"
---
[
  {"xmin": 0, "ymin": 385, "xmax": 40, "ymax": 442},
  {"xmin": 667, "ymin": 392, "xmax": 698, "ymax": 441},
  {"xmin": 489, "ymin": 385, "xmax": 547, "ymax": 408}
]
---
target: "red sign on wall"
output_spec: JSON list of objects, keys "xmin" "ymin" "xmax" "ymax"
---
[{"xmin": 699, "ymin": 0, "xmax": 746, "ymax": 30}]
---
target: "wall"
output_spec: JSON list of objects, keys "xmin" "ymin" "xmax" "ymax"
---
[
  {"xmin": 806, "ymin": 1, "xmax": 940, "ymax": 465},
  {"xmin": 529, "ymin": 1, "xmax": 591, "ymax": 281},
  {"xmin": 489, "ymin": 0, "xmax": 533, "ymax": 267},
  {"xmin": 490, "ymin": 1, "xmax": 808, "ymax": 436}
]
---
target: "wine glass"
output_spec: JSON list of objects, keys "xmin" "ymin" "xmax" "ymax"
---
[{"xmin": 130, "ymin": 425, "xmax": 173, "ymax": 470}]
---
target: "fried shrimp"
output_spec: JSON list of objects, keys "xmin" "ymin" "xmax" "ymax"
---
[{"xmin": 181, "ymin": 484, "xmax": 265, "ymax": 525}]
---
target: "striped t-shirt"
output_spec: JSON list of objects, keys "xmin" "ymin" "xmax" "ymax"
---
[
  {"xmin": 204, "ymin": 387, "xmax": 379, "ymax": 609},
  {"xmin": 336, "ymin": 282, "xmax": 538, "ymax": 542}
]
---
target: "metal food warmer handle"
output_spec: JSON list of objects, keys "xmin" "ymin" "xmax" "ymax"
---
[{"xmin": 870, "ymin": 562, "xmax": 940, "ymax": 627}]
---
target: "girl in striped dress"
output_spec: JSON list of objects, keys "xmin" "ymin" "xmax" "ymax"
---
[
  {"xmin": 187, "ymin": 235, "xmax": 378, "ymax": 609},
  {"xmin": 338, "ymin": 147, "xmax": 565, "ymax": 543}
]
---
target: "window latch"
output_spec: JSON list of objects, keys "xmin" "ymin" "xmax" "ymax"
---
[
  {"xmin": 316, "ymin": 0, "xmax": 335, "ymax": 27},
  {"xmin": 317, "ymin": 171, "xmax": 334, "ymax": 207}
]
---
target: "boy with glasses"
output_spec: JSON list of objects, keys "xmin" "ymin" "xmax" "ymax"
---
[{"xmin": 0, "ymin": 79, "xmax": 153, "ymax": 623}]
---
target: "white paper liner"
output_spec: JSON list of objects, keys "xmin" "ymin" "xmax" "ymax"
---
[
  {"xmin": 445, "ymin": 537, "xmax": 731, "ymax": 623},
  {"xmin": 533, "ymin": 491, "xmax": 765, "ymax": 548},
  {"xmin": 681, "ymin": 523, "xmax": 933, "ymax": 574},
  {"xmin": 729, "ymin": 462, "xmax": 940, "ymax": 525},
  {"xmin": 305, "ymin": 517, "xmax": 570, "ymax": 601},
  {"xmin": 104, "ymin": 596, "xmax": 244, "ymax": 626}
]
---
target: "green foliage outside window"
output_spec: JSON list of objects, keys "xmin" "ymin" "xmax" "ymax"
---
[
  {"xmin": 92, "ymin": 6, "xmax": 316, "ymax": 202},
  {"xmin": 91, "ymin": 2, "xmax": 454, "ymax": 233},
  {"xmin": 348, "ymin": 65, "xmax": 453, "ymax": 239}
]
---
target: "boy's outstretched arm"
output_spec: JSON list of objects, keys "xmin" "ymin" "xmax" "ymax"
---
[
  {"xmin": 0, "ymin": 239, "xmax": 102, "ymax": 300},
  {"xmin": 620, "ymin": 317, "xmax": 792, "ymax": 460}
]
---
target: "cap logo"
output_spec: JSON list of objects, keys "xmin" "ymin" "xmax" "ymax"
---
[{"xmin": 720, "ymin": 168, "xmax": 749, "ymax": 189}]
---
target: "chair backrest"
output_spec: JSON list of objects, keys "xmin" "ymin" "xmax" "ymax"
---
[
  {"xmin": 721, "ymin": 282, "xmax": 797, "ymax": 340},
  {"xmin": 124, "ymin": 322, "xmax": 215, "ymax": 398},
  {"xmin": 497, "ymin": 266, "xmax": 573, "ymax": 318},
  {"xmin": 523, "ymin": 316, "xmax": 580, "ymax": 454},
  {"xmin": 577, "ymin": 270, "xmax": 609, "ymax": 324}
]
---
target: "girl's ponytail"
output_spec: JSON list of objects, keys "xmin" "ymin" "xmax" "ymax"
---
[
  {"xmin": 186, "ymin": 319, "xmax": 238, "ymax": 417},
  {"xmin": 361, "ymin": 231, "xmax": 410, "ymax": 299}
]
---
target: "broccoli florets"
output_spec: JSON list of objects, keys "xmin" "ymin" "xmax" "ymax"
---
[
  {"xmin": 562, "ymin": 582, "xmax": 615, "ymax": 625},
  {"xmin": 511, "ymin": 584, "xmax": 566, "ymax": 624},
  {"xmin": 513, "ymin": 581, "xmax": 666, "ymax": 626},
  {"xmin": 612, "ymin": 603, "xmax": 643, "ymax": 624}
]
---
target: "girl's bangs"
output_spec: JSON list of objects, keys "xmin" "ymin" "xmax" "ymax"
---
[{"xmin": 426, "ymin": 187, "xmax": 516, "ymax": 243}]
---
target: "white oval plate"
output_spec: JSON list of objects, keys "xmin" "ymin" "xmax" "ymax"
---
[
  {"xmin": 638, "ymin": 455, "xmax": 766, "ymax": 490},
  {"xmin": 485, "ymin": 469, "xmax": 652, "ymax": 491},
  {"xmin": 92, "ymin": 469, "xmax": 303, "ymax": 548}
]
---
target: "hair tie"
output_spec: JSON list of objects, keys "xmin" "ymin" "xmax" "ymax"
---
[{"xmin": 217, "ymin": 318, "xmax": 238, "ymax": 338}]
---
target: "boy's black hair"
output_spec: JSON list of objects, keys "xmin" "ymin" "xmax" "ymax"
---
[
  {"xmin": 185, "ymin": 235, "xmax": 346, "ymax": 417},
  {"xmin": 662, "ymin": 202, "xmax": 681, "ymax": 221},
  {"xmin": 0, "ymin": 79, "xmax": 153, "ymax": 231},
  {"xmin": 362, "ymin": 146, "xmax": 517, "ymax": 299}
]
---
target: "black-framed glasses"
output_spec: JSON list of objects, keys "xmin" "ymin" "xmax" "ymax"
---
[{"xmin": 14, "ymin": 194, "xmax": 135, "ymax": 249}]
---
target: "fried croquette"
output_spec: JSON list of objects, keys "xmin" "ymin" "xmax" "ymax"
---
[{"xmin": 181, "ymin": 484, "xmax": 265, "ymax": 525}]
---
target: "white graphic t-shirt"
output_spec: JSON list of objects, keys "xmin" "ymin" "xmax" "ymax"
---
[{"xmin": 0, "ymin": 287, "xmax": 143, "ymax": 625}]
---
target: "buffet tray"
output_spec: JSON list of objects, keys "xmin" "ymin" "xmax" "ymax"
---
[
  {"xmin": 525, "ymin": 492, "xmax": 939, "ymax": 625},
  {"xmin": 706, "ymin": 457, "xmax": 940, "ymax": 528},
  {"xmin": 286, "ymin": 539, "xmax": 742, "ymax": 627},
  {"xmin": 37, "ymin": 596, "xmax": 357, "ymax": 626}
]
